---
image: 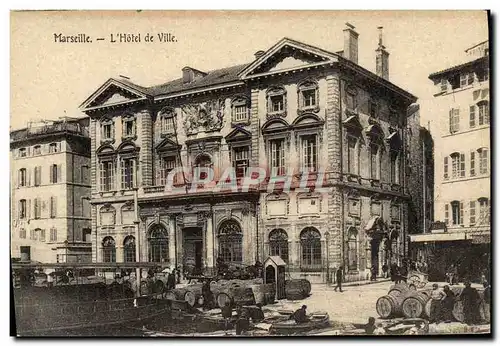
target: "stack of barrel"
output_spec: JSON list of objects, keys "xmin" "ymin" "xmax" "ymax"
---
[{"xmin": 376, "ymin": 283, "xmax": 490, "ymax": 323}]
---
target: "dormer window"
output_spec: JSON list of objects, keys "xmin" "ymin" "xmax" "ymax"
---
[
  {"xmin": 440, "ymin": 79, "xmax": 448, "ymax": 92},
  {"xmin": 298, "ymin": 81, "xmax": 319, "ymax": 112},
  {"xmin": 49, "ymin": 143, "xmax": 59, "ymax": 153},
  {"xmin": 18, "ymin": 148, "xmax": 27, "ymax": 158},
  {"xmin": 460, "ymin": 72, "xmax": 474, "ymax": 87},
  {"xmin": 33, "ymin": 145, "xmax": 41, "ymax": 156},
  {"xmin": 266, "ymin": 87, "xmax": 287, "ymax": 118},
  {"xmin": 122, "ymin": 115, "xmax": 136, "ymax": 139},
  {"xmin": 159, "ymin": 107, "xmax": 176, "ymax": 136},
  {"xmin": 231, "ymin": 96, "xmax": 249, "ymax": 124}
]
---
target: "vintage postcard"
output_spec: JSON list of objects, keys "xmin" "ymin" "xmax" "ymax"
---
[{"xmin": 10, "ymin": 10, "xmax": 491, "ymax": 337}]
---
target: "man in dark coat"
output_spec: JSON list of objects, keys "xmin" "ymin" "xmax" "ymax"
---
[
  {"xmin": 334, "ymin": 266, "xmax": 344, "ymax": 292},
  {"xmin": 202, "ymin": 279, "xmax": 214, "ymax": 310},
  {"xmin": 290, "ymin": 305, "xmax": 309, "ymax": 324},
  {"xmin": 441, "ymin": 285, "xmax": 455, "ymax": 322},
  {"xmin": 459, "ymin": 281, "xmax": 481, "ymax": 325}
]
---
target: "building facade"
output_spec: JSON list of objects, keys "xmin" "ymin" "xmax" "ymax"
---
[
  {"xmin": 415, "ymin": 40, "xmax": 490, "ymax": 281},
  {"xmin": 10, "ymin": 118, "xmax": 92, "ymax": 263},
  {"xmin": 81, "ymin": 25, "xmax": 417, "ymax": 283}
]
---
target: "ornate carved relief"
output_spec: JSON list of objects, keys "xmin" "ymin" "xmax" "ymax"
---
[{"xmin": 181, "ymin": 99, "xmax": 225, "ymax": 135}]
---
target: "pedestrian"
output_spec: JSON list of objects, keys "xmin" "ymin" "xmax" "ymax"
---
[
  {"xmin": 290, "ymin": 305, "xmax": 309, "ymax": 324},
  {"xmin": 441, "ymin": 285, "xmax": 455, "ymax": 322},
  {"xmin": 400, "ymin": 261, "xmax": 408, "ymax": 283},
  {"xmin": 382, "ymin": 264, "xmax": 388, "ymax": 279},
  {"xmin": 235, "ymin": 307, "xmax": 250, "ymax": 335},
  {"xmin": 46, "ymin": 272, "xmax": 54, "ymax": 288},
  {"xmin": 394, "ymin": 266, "xmax": 402, "ymax": 284},
  {"xmin": 390, "ymin": 263, "xmax": 398, "ymax": 282},
  {"xmin": 221, "ymin": 301, "xmax": 233, "ymax": 333},
  {"xmin": 459, "ymin": 281, "xmax": 481, "ymax": 325},
  {"xmin": 370, "ymin": 265, "xmax": 377, "ymax": 281},
  {"xmin": 167, "ymin": 269, "xmax": 176, "ymax": 290},
  {"xmin": 334, "ymin": 266, "xmax": 344, "ymax": 292},
  {"xmin": 364, "ymin": 317, "xmax": 376, "ymax": 335},
  {"xmin": 202, "ymin": 279, "xmax": 213, "ymax": 310},
  {"xmin": 429, "ymin": 283, "xmax": 445, "ymax": 323}
]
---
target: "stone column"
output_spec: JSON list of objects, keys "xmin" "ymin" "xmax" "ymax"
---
[
  {"xmin": 140, "ymin": 108, "xmax": 153, "ymax": 186},
  {"xmin": 176, "ymin": 215, "xmax": 183, "ymax": 269},
  {"xmin": 168, "ymin": 216, "xmax": 176, "ymax": 266},
  {"xmin": 206, "ymin": 211, "xmax": 214, "ymax": 274}
]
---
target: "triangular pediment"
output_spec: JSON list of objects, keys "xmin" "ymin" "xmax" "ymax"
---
[
  {"xmin": 155, "ymin": 137, "xmax": 181, "ymax": 152},
  {"xmin": 225, "ymin": 127, "xmax": 252, "ymax": 143},
  {"xmin": 239, "ymin": 38, "xmax": 337, "ymax": 78},
  {"xmin": 79, "ymin": 78, "xmax": 148, "ymax": 111}
]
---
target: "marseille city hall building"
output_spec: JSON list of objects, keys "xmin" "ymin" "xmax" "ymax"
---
[{"xmin": 80, "ymin": 26, "xmax": 417, "ymax": 283}]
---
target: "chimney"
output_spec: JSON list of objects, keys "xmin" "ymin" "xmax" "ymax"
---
[
  {"xmin": 343, "ymin": 22, "xmax": 359, "ymax": 64},
  {"xmin": 375, "ymin": 26, "xmax": 389, "ymax": 80},
  {"xmin": 254, "ymin": 50, "xmax": 265, "ymax": 59},
  {"xmin": 182, "ymin": 67, "xmax": 193, "ymax": 84}
]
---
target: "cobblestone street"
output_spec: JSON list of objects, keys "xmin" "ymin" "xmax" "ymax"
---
[{"xmin": 266, "ymin": 281, "xmax": 392, "ymax": 325}]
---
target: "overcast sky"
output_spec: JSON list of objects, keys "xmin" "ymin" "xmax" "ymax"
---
[{"xmin": 10, "ymin": 10, "xmax": 488, "ymax": 130}]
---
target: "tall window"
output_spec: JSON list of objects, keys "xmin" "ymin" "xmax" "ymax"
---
[
  {"xmin": 449, "ymin": 108, "xmax": 460, "ymax": 133},
  {"xmin": 450, "ymin": 153, "xmax": 465, "ymax": 179},
  {"xmin": 347, "ymin": 135, "xmax": 358, "ymax": 175},
  {"xmin": 18, "ymin": 148, "xmax": 27, "ymax": 158},
  {"xmin": 232, "ymin": 146, "xmax": 249, "ymax": 178},
  {"xmin": 50, "ymin": 196, "xmax": 57, "ymax": 218},
  {"xmin": 298, "ymin": 81, "xmax": 318, "ymax": 110},
  {"xmin": 160, "ymin": 156, "xmax": 176, "ymax": 185},
  {"xmin": 469, "ymin": 105, "xmax": 476, "ymax": 128},
  {"xmin": 121, "ymin": 157, "xmax": 136, "ymax": 189},
  {"xmin": 148, "ymin": 226, "xmax": 169, "ymax": 262},
  {"xmin": 122, "ymin": 116, "xmax": 136, "ymax": 138},
  {"xmin": 370, "ymin": 144, "xmax": 380, "ymax": 180},
  {"xmin": 34, "ymin": 166, "xmax": 42, "ymax": 186},
  {"xmin": 478, "ymin": 101, "xmax": 489, "ymax": 125},
  {"xmin": 301, "ymin": 134, "xmax": 318, "ymax": 172},
  {"xmin": 231, "ymin": 97, "xmax": 249, "ymax": 123},
  {"xmin": 218, "ymin": 220, "xmax": 243, "ymax": 264},
  {"xmin": 346, "ymin": 86, "xmax": 357, "ymax": 110},
  {"xmin": 470, "ymin": 201, "xmax": 476, "ymax": 225},
  {"xmin": 49, "ymin": 143, "xmax": 59, "ymax": 153},
  {"xmin": 347, "ymin": 228, "xmax": 358, "ymax": 271},
  {"xmin": 450, "ymin": 200, "xmax": 463, "ymax": 225},
  {"xmin": 470, "ymin": 151, "xmax": 476, "ymax": 176},
  {"xmin": 99, "ymin": 160, "xmax": 115, "ymax": 191},
  {"xmin": 443, "ymin": 157, "xmax": 449, "ymax": 180},
  {"xmin": 34, "ymin": 198, "xmax": 41, "ymax": 219},
  {"xmin": 18, "ymin": 168, "xmax": 27, "ymax": 187},
  {"xmin": 50, "ymin": 164, "xmax": 59, "ymax": 183},
  {"xmin": 478, "ymin": 148, "xmax": 489, "ymax": 175},
  {"xmin": 19, "ymin": 199, "xmax": 26, "ymax": 219},
  {"xmin": 101, "ymin": 120, "xmax": 114, "ymax": 141},
  {"xmin": 300, "ymin": 227, "xmax": 322, "ymax": 270},
  {"xmin": 267, "ymin": 87, "xmax": 286, "ymax": 115},
  {"xmin": 39, "ymin": 229, "xmax": 46, "ymax": 242},
  {"xmin": 390, "ymin": 151, "xmax": 400, "ymax": 184},
  {"xmin": 479, "ymin": 198, "xmax": 490, "ymax": 224},
  {"xmin": 102, "ymin": 237, "xmax": 116, "ymax": 262},
  {"xmin": 123, "ymin": 236, "xmax": 136, "ymax": 262},
  {"xmin": 269, "ymin": 138, "xmax": 286, "ymax": 176},
  {"xmin": 50, "ymin": 227, "xmax": 58, "ymax": 242},
  {"xmin": 33, "ymin": 145, "xmax": 41, "ymax": 156},
  {"xmin": 268, "ymin": 229, "xmax": 289, "ymax": 263}
]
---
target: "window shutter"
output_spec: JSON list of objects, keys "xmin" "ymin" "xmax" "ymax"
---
[
  {"xmin": 470, "ymin": 201, "xmax": 476, "ymax": 225},
  {"xmin": 99, "ymin": 162, "xmax": 104, "ymax": 190},
  {"xmin": 49, "ymin": 166, "xmax": 53, "ymax": 183},
  {"xmin": 27, "ymin": 169, "xmax": 31, "ymax": 187},
  {"xmin": 121, "ymin": 159, "xmax": 125, "ymax": 190},
  {"xmin": 455, "ymin": 109, "xmax": 460, "ymax": 132},
  {"xmin": 27, "ymin": 199, "xmax": 31, "ymax": 220},
  {"xmin": 443, "ymin": 157, "xmax": 448, "ymax": 179},
  {"xmin": 469, "ymin": 105, "xmax": 476, "ymax": 128},
  {"xmin": 449, "ymin": 109, "xmax": 453, "ymax": 133},
  {"xmin": 58, "ymin": 165, "xmax": 62, "ymax": 182},
  {"xmin": 460, "ymin": 153, "xmax": 465, "ymax": 177},
  {"xmin": 38, "ymin": 166, "xmax": 42, "ymax": 185},
  {"xmin": 444, "ymin": 204, "xmax": 449, "ymax": 225},
  {"xmin": 459, "ymin": 201, "xmax": 464, "ymax": 225},
  {"xmin": 111, "ymin": 123, "xmax": 115, "ymax": 140},
  {"xmin": 470, "ymin": 151, "xmax": 475, "ymax": 176}
]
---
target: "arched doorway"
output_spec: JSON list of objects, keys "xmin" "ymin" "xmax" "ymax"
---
[
  {"xmin": 218, "ymin": 220, "xmax": 243, "ymax": 264},
  {"xmin": 148, "ymin": 225, "xmax": 169, "ymax": 263}
]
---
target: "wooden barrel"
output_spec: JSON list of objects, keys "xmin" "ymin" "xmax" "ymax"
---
[
  {"xmin": 402, "ymin": 292, "xmax": 429, "ymax": 318},
  {"xmin": 388, "ymin": 283, "xmax": 410, "ymax": 297},
  {"xmin": 217, "ymin": 292, "xmax": 231, "ymax": 308},
  {"xmin": 376, "ymin": 294, "xmax": 404, "ymax": 318},
  {"xmin": 184, "ymin": 284, "xmax": 203, "ymax": 307}
]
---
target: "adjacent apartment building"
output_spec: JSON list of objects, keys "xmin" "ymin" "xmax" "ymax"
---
[
  {"xmin": 10, "ymin": 118, "xmax": 92, "ymax": 263},
  {"xmin": 80, "ymin": 24, "xmax": 418, "ymax": 283},
  {"xmin": 415, "ymin": 40, "xmax": 490, "ymax": 281}
]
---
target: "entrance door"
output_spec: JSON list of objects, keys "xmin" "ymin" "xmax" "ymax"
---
[
  {"xmin": 371, "ymin": 239, "xmax": 380, "ymax": 274},
  {"xmin": 183, "ymin": 227, "xmax": 203, "ymax": 275},
  {"xmin": 20, "ymin": 246, "xmax": 31, "ymax": 262}
]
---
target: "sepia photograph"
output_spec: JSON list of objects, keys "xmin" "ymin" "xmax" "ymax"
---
[{"xmin": 9, "ymin": 10, "xmax": 491, "ymax": 337}]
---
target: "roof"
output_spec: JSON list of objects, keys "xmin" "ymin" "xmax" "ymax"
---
[
  {"xmin": 465, "ymin": 40, "xmax": 488, "ymax": 53},
  {"xmin": 146, "ymin": 63, "xmax": 249, "ymax": 97},
  {"xmin": 428, "ymin": 56, "xmax": 488, "ymax": 80},
  {"xmin": 264, "ymin": 256, "xmax": 286, "ymax": 266}
]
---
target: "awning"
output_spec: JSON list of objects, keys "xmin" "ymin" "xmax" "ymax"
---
[{"xmin": 410, "ymin": 232, "xmax": 466, "ymax": 243}]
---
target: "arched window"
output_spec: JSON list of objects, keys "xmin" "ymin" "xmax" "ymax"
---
[
  {"xmin": 148, "ymin": 226, "xmax": 169, "ymax": 263},
  {"xmin": 218, "ymin": 220, "xmax": 243, "ymax": 264},
  {"xmin": 347, "ymin": 228, "xmax": 358, "ymax": 271},
  {"xmin": 159, "ymin": 107, "xmax": 176, "ymax": 135},
  {"xmin": 269, "ymin": 229, "xmax": 289, "ymax": 263},
  {"xmin": 123, "ymin": 236, "xmax": 136, "ymax": 262},
  {"xmin": 102, "ymin": 236, "xmax": 116, "ymax": 262},
  {"xmin": 300, "ymin": 227, "xmax": 322, "ymax": 270},
  {"xmin": 193, "ymin": 154, "xmax": 212, "ymax": 181},
  {"xmin": 450, "ymin": 200, "xmax": 463, "ymax": 226},
  {"xmin": 449, "ymin": 152, "xmax": 465, "ymax": 179},
  {"xmin": 266, "ymin": 86, "xmax": 287, "ymax": 116},
  {"xmin": 231, "ymin": 96, "xmax": 249, "ymax": 123}
]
